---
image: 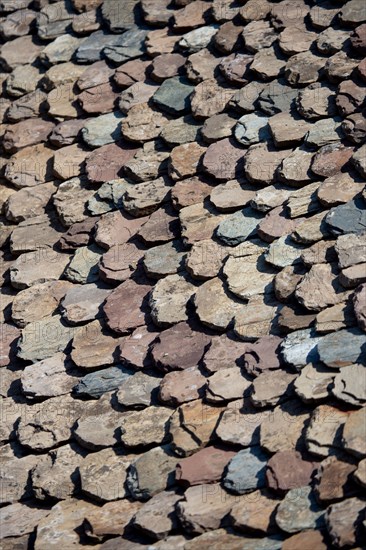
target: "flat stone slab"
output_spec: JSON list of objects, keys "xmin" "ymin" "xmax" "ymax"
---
[
  {"xmin": 317, "ymin": 328, "xmax": 366, "ymax": 368},
  {"xmin": 116, "ymin": 371, "xmax": 160, "ymax": 408},
  {"xmin": 206, "ymin": 367, "xmax": 251, "ymax": 403},
  {"xmin": 133, "ymin": 490, "xmax": 182, "ymax": 541},
  {"xmin": 202, "ymin": 137, "xmax": 244, "ymax": 181},
  {"xmin": 325, "ymin": 496, "xmax": 366, "ymax": 548},
  {"xmin": 159, "ymin": 368, "xmax": 206, "ymax": 406},
  {"xmin": 176, "ymin": 483, "xmax": 236, "ymax": 534},
  {"xmin": 280, "ymin": 328, "xmax": 322, "ymax": 370},
  {"xmin": 119, "ymin": 325, "xmax": 159, "ymax": 369},
  {"xmin": 73, "ymin": 365, "xmax": 134, "ymax": 399},
  {"xmin": 16, "ymin": 394, "xmax": 85, "ymax": 452},
  {"xmin": 153, "ymin": 77, "xmax": 195, "ymax": 115},
  {"xmin": 305, "ymin": 404, "xmax": 350, "ymax": 458},
  {"xmin": 151, "ymin": 322, "xmax": 210, "ymax": 372},
  {"xmin": 149, "ymin": 273, "xmax": 197, "ymax": 327},
  {"xmin": 223, "ymin": 447, "xmax": 268, "ymax": 494},
  {"xmin": 104, "ymin": 279, "xmax": 152, "ymax": 334},
  {"xmin": 81, "ymin": 112, "xmax": 124, "ymax": 148},
  {"xmin": 119, "ymin": 406, "xmax": 172, "ymax": 448},
  {"xmin": 21, "ymin": 353, "xmax": 79, "ymax": 399},
  {"xmin": 126, "ymin": 445, "xmax": 177, "ymax": 500},
  {"xmin": 73, "ymin": 393, "xmax": 122, "ymax": 451},
  {"xmin": 224, "ymin": 254, "xmax": 276, "ymax": 299},
  {"xmin": 79, "ymin": 448, "xmax": 133, "ymax": 502},
  {"xmin": 260, "ymin": 399, "xmax": 311, "ymax": 454},
  {"xmin": 216, "ymin": 207, "xmax": 263, "ymax": 246},
  {"xmin": 64, "ymin": 244, "xmax": 103, "ymax": 285},
  {"xmin": 169, "ymin": 399, "xmax": 225, "ymax": 457},
  {"xmin": 326, "ymin": 197, "xmax": 366, "ymax": 236},
  {"xmin": 203, "ymin": 334, "xmax": 248, "ymax": 373},
  {"xmin": 11, "ymin": 280, "xmax": 72, "ymax": 327},
  {"xmin": 60, "ymin": 284, "xmax": 111, "ymax": 325},
  {"xmin": 194, "ymin": 276, "xmax": 246, "ymax": 331},
  {"xmin": 266, "ymin": 450, "xmax": 317, "ymax": 493},
  {"xmin": 176, "ymin": 446, "xmax": 236, "ymax": 487},
  {"xmin": 275, "ymin": 487, "xmax": 325, "ymax": 534},
  {"xmin": 17, "ymin": 315, "xmax": 77, "ymax": 363},
  {"xmin": 71, "ymin": 320, "xmax": 123, "ymax": 369},
  {"xmin": 215, "ymin": 400, "xmax": 263, "ymax": 447}
]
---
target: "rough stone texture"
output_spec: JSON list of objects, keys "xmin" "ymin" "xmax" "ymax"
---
[
  {"xmin": 35, "ymin": 499, "xmax": 99, "ymax": 549},
  {"xmin": 151, "ymin": 322, "xmax": 210, "ymax": 372},
  {"xmin": 295, "ymin": 263, "xmax": 348, "ymax": 312},
  {"xmin": 169, "ymin": 399, "xmax": 225, "ymax": 457},
  {"xmin": 266, "ymin": 451, "xmax": 317, "ymax": 493},
  {"xmin": 16, "ymin": 394, "xmax": 84, "ymax": 452},
  {"xmin": 251, "ymin": 370, "xmax": 297, "ymax": 407},
  {"xmin": 161, "ymin": 115, "xmax": 201, "ymax": 147},
  {"xmin": 79, "ymin": 447, "xmax": 132, "ymax": 501},
  {"xmin": 223, "ymin": 447, "xmax": 268, "ymax": 494},
  {"xmin": 149, "ymin": 273, "xmax": 197, "ymax": 327},
  {"xmin": 126, "ymin": 445, "xmax": 177, "ymax": 500},
  {"xmin": 104, "ymin": 279, "xmax": 152, "ymax": 334},
  {"xmin": 318, "ymin": 172, "xmax": 364, "ymax": 208},
  {"xmin": 312, "ymin": 143, "xmax": 354, "ymax": 178},
  {"xmin": 342, "ymin": 408, "xmax": 366, "ymax": 457},
  {"xmin": 306, "ymin": 404, "xmax": 350, "ymax": 457},
  {"xmin": 251, "ymin": 45, "xmax": 287, "ymax": 81},
  {"xmin": 3, "ymin": 118, "xmax": 54, "ymax": 153},
  {"xmin": 216, "ymin": 207, "xmax": 263, "ymax": 246},
  {"xmin": 0, "ymin": 503, "xmax": 51, "ymax": 539},
  {"xmin": 230, "ymin": 489, "xmax": 279, "ymax": 533},
  {"xmin": 203, "ymin": 137, "xmax": 244, "ymax": 181},
  {"xmin": 153, "ymin": 77, "xmax": 195, "ymax": 116},
  {"xmin": 169, "ymin": 142, "xmax": 206, "ymax": 181},
  {"xmin": 124, "ymin": 140, "xmax": 170, "ymax": 183},
  {"xmin": 317, "ymin": 328, "xmax": 366, "ymax": 368},
  {"xmin": 21, "ymin": 352, "xmax": 79, "ymax": 399},
  {"xmin": 191, "ymin": 78, "xmax": 236, "ymax": 119},
  {"xmin": 86, "ymin": 142, "xmax": 139, "ymax": 183},
  {"xmin": 194, "ymin": 276, "xmax": 245, "ymax": 331},
  {"xmin": 5, "ymin": 144, "xmax": 54, "ymax": 188},
  {"xmin": 2, "ymin": 0, "xmax": 366, "ymax": 545},
  {"xmin": 159, "ymin": 368, "xmax": 206, "ymax": 406},
  {"xmin": 60, "ymin": 283, "xmax": 111, "ymax": 324},
  {"xmin": 294, "ymin": 363, "xmax": 335, "ymax": 403},
  {"xmin": 116, "ymin": 370, "xmax": 160, "ymax": 408},
  {"xmin": 353, "ymin": 283, "xmax": 366, "ymax": 331},
  {"xmin": 83, "ymin": 499, "xmax": 142, "ymax": 540},
  {"xmin": 186, "ymin": 239, "xmax": 228, "ymax": 280},
  {"xmin": 176, "ymin": 484, "xmax": 236, "ymax": 534},
  {"xmin": 325, "ymin": 497, "xmax": 366, "ymax": 548},
  {"xmin": 10, "ymin": 250, "xmax": 71, "ymax": 290},
  {"xmin": 215, "ymin": 400, "xmax": 261, "ymax": 447},
  {"xmin": 315, "ymin": 456, "xmax": 359, "ymax": 503},
  {"xmin": 176, "ymin": 446, "xmax": 236, "ymax": 487},
  {"xmin": 201, "ymin": 113, "xmax": 237, "ymax": 144},
  {"xmin": 99, "ymin": 241, "xmax": 145, "ymax": 284},
  {"xmin": 224, "ymin": 254, "xmax": 276, "ymax": 299},
  {"xmin": 71, "ymin": 319, "xmax": 124, "ymax": 369},
  {"xmin": 297, "ymin": 84, "xmax": 337, "ymax": 120},
  {"xmin": 260, "ymin": 399, "xmax": 311, "ymax": 453},
  {"xmin": 206, "ymin": 367, "xmax": 251, "ymax": 403},
  {"xmin": 275, "ymin": 486, "xmax": 325, "ymax": 534},
  {"xmin": 203, "ymin": 334, "xmax": 248, "ymax": 374},
  {"xmin": 133, "ymin": 490, "xmax": 182, "ymax": 541}
]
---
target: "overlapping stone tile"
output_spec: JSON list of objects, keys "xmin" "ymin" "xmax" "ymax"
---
[{"xmin": 2, "ymin": 0, "xmax": 366, "ymax": 545}]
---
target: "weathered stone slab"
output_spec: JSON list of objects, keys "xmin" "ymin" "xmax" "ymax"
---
[
  {"xmin": 21, "ymin": 353, "xmax": 79, "ymax": 399},
  {"xmin": 71, "ymin": 320, "xmax": 123, "ymax": 369}
]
